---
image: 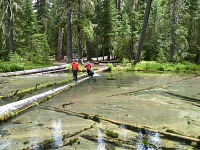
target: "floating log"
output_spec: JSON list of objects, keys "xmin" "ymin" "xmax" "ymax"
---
[{"xmin": 0, "ymin": 67, "xmax": 108, "ymax": 122}]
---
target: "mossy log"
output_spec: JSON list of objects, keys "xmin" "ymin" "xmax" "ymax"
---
[
  {"xmin": 0, "ymin": 67, "xmax": 108, "ymax": 122},
  {"xmin": 0, "ymin": 78, "xmax": 72, "ymax": 100},
  {"xmin": 39, "ymin": 105, "xmax": 200, "ymax": 144},
  {"xmin": 0, "ymin": 64, "xmax": 69, "ymax": 77}
]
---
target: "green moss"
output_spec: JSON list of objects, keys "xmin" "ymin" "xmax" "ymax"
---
[
  {"xmin": 37, "ymin": 123, "xmax": 44, "ymax": 126},
  {"xmin": 142, "ymin": 139, "xmax": 156, "ymax": 148},
  {"xmin": 23, "ymin": 141, "xmax": 29, "ymax": 144},
  {"xmin": 31, "ymin": 102, "xmax": 39, "ymax": 107},
  {"xmin": 91, "ymin": 115, "xmax": 100, "ymax": 123},
  {"xmin": 68, "ymin": 138, "xmax": 78, "ymax": 145},
  {"xmin": 83, "ymin": 114, "xmax": 89, "ymax": 119},
  {"xmin": 38, "ymin": 139, "xmax": 53, "ymax": 149},
  {"xmin": 106, "ymin": 130, "xmax": 119, "ymax": 138}
]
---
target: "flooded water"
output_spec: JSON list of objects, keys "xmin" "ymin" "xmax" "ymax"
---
[
  {"xmin": 0, "ymin": 71, "xmax": 200, "ymax": 150},
  {"xmin": 0, "ymin": 73, "xmax": 68, "ymax": 106}
]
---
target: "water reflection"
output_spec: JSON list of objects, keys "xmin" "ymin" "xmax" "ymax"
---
[
  {"xmin": 97, "ymin": 123, "xmax": 106, "ymax": 150},
  {"xmin": 52, "ymin": 119, "xmax": 63, "ymax": 147},
  {"xmin": 136, "ymin": 130, "xmax": 161, "ymax": 150}
]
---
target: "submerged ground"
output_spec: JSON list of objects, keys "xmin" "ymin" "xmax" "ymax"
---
[{"xmin": 0, "ymin": 71, "xmax": 199, "ymax": 150}]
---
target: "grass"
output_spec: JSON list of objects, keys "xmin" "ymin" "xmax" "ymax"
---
[{"xmin": 124, "ymin": 61, "xmax": 200, "ymax": 74}]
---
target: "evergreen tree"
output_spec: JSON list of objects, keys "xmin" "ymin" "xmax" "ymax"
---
[{"xmin": 98, "ymin": 0, "xmax": 118, "ymax": 60}]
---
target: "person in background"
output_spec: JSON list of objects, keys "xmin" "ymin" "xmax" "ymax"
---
[
  {"xmin": 83, "ymin": 61, "xmax": 94, "ymax": 77},
  {"xmin": 72, "ymin": 59, "xmax": 80, "ymax": 83}
]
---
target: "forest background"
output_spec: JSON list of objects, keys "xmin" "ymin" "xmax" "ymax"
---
[{"xmin": 0, "ymin": 0, "xmax": 200, "ymax": 72}]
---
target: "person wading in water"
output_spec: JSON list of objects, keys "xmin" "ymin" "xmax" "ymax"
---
[{"xmin": 71, "ymin": 59, "xmax": 80, "ymax": 83}]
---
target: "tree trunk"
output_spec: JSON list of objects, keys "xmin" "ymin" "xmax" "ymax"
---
[
  {"xmin": 197, "ymin": 50, "xmax": 200, "ymax": 64},
  {"xmin": 67, "ymin": 2, "xmax": 73, "ymax": 63},
  {"xmin": 130, "ymin": 0, "xmax": 134, "ymax": 61},
  {"xmin": 135, "ymin": 0, "xmax": 152, "ymax": 64},
  {"xmin": 77, "ymin": 0, "xmax": 82, "ymax": 63},
  {"xmin": 169, "ymin": 0, "xmax": 176, "ymax": 62},
  {"xmin": 86, "ymin": 41, "xmax": 91, "ymax": 60},
  {"xmin": 56, "ymin": 27, "xmax": 63, "ymax": 61},
  {"xmin": 7, "ymin": 0, "xmax": 14, "ymax": 54},
  {"xmin": 0, "ymin": 64, "xmax": 69, "ymax": 77}
]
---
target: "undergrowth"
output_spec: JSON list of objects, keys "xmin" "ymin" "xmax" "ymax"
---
[{"xmin": 125, "ymin": 61, "xmax": 200, "ymax": 73}]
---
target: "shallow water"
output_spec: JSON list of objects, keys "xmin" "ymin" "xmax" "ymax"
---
[
  {"xmin": 0, "ymin": 73, "xmax": 68, "ymax": 106},
  {"xmin": 0, "ymin": 71, "xmax": 199, "ymax": 150}
]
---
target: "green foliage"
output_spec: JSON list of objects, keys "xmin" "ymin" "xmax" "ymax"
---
[
  {"xmin": 132, "ymin": 61, "xmax": 200, "ymax": 73},
  {"xmin": 106, "ymin": 63, "xmax": 115, "ymax": 71},
  {"xmin": 27, "ymin": 34, "xmax": 51, "ymax": 64}
]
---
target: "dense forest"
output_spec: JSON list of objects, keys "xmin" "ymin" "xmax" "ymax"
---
[{"xmin": 0, "ymin": 0, "xmax": 200, "ymax": 66}]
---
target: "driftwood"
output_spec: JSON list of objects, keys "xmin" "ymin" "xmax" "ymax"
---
[
  {"xmin": 0, "ymin": 67, "xmax": 108, "ymax": 122},
  {"xmin": 38, "ymin": 105, "xmax": 200, "ymax": 144},
  {"xmin": 0, "ymin": 64, "xmax": 69, "ymax": 77},
  {"xmin": 108, "ymin": 75, "xmax": 197, "ymax": 97}
]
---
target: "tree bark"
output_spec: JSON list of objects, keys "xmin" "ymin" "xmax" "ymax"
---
[
  {"xmin": 56, "ymin": 27, "xmax": 63, "ymax": 61},
  {"xmin": 67, "ymin": 2, "xmax": 73, "ymax": 63},
  {"xmin": 86, "ymin": 41, "xmax": 92, "ymax": 60},
  {"xmin": 7, "ymin": 0, "xmax": 14, "ymax": 54},
  {"xmin": 77, "ymin": 0, "xmax": 82, "ymax": 63},
  {"xmin": 135, "ymin": 0, "xmax": 152, "ymax": 64},
  {"xmin": 130, "ymin": 0, "xmax": 134, "ymax": 61},
  {"xmin": 169, "ymin": 0, "xmax": 176, "ymax": 62}
]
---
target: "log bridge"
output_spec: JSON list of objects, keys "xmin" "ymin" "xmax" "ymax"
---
[{"xmin": 0, "ymin": 67, "xmax": 108, "ymax": 122}]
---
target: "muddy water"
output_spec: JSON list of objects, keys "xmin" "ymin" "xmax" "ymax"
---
[{"xmin": 0, "ymin": 71, "xmax": 199, "ymax": 150}]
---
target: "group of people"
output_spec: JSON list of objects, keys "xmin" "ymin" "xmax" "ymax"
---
[{"xmin": 71, "ymin": 59, "xmax": 94, "ymax": 83}]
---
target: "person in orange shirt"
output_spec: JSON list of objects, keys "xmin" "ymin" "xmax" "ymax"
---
[
  {"xmin": 71, "ymin": 59, "xmax": 80, "ymax": 82},
  {"xmin": 83, "ymin": 61, "xmax": 94, "ymax": 77}
]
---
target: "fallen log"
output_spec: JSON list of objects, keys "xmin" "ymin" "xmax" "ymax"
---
[
  {"xmin": 37, "ymin": 105, "xmax": 200, "ymax": 144},
  {"xmin": 0, "ymin": 67, "xmax": 108, "ymax": 122},
  {"xmin": 108, "ymin": 75, "xmax": 197, "ymax": 97},
  {"xmin": 166, "ymin": 91, "xmax": 200, "ymax": 104},
  {"xmin": 0, "ymin": 64, "xmax": 69, "ymax": 77}
]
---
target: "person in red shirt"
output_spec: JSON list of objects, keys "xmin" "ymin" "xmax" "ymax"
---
[
  {"xmin": 83, "ymin": 61, "xmax": 94, "ymax": 76},
  {"xmin": 71, "ymin": 59, "xmax": 80, "ymax": 82}
]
